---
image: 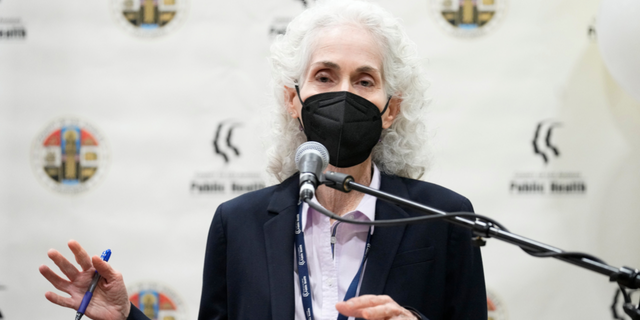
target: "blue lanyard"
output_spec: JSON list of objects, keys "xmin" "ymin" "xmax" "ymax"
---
[{"xmin": 295, "ymin": 205, "xmax": 372, "ymax": 320}]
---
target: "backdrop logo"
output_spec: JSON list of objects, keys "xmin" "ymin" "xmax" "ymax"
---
[
  {"xmin": 111, "ymin": 0, "xmax": 188, "ymax": 37},
  {"xmin": 128, "ymin": 282, "xmax": 187, "ymax": 320},
  {"xmin": 31, "ymin": 118, "xmax": 109, "ymax": 194},
  {"xmin": 430, "ymin": 0, "xmax": 507, "ymax": 37},
  {"xmin": 487, "ymin": 289, "xmax": 507, "ymax": 320},
  {"xmin": 191, "ymin": 120, "xmax": 265, "ymax": 196},
  {"xmin": 0, "ymin": 17, "xmax": 27, "ymax": 40},
  {"xmin": 269, "ymin": 17, "xmax": 291, "ymax": 38},
  {"xmin": 510, "ymin": 120, "xmax": 586, "ymax": 196},
  {"xmin": 213, "ymin": 121, "xmax": 242, "ymax": 164},
  {"xmin": 532, "ymin": 120, "xmax": 562, "ymax": 165},
  {"xmin": 612, "ymin": 287, "xmax": 640, "ymax": 319},
  {"xmin": 297, "ymin": 0, "xmax": 315, "ymax": 8},
  {"xmin": 268, "ymin": 0, "xmax": 310, "ymax": 38}
]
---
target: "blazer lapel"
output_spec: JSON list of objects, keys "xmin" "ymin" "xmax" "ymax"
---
[
  {"xmin": 261, "ymin": 173, "xmax": 411, "ymax": 315},
  {"xmin": 359, "ymin": 174, "xmax": 410, "ymax": 295},
  {"xmin": 263, "ymin": 175, "xmax": 299, "ymax": 320}
]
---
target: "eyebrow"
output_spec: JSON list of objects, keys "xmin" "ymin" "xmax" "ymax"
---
[
  {"xmin": 355, "ymin": 65, "xmax": 380, "ymax": 75},
  {"xmin": 316, "ymin": 61, "xmax": 340, "ymax": 70},
  {"xmin": 312, "ymin": 61, "xmax": 381, "ymax": 75}
]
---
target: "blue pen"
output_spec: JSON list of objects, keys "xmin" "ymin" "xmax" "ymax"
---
[{"xmin": 75, "ymin": 249, "xmax": 111, "ymax": 320}]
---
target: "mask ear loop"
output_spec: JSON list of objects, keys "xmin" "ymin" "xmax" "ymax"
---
[
  {"xmin": 380, "ymin": 96, "xmax": 392, "ymax": 116},
  {"xmin": 294, "ymin": 85, "xmax": 305, "ymax": 105},
  {"xmin": 378, "ymin": 96, "xmax": 393, "ymax": 143},
  {"xmin": 294, "ymin": 85, "xmax": 305, "ymax": 131}
]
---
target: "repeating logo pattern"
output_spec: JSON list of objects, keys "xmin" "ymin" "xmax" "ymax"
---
[
  {"xmin": 301, "ymin": 276, "xmax": 310, "ymax": 297},
  {"xmin": 0, "ymin": 17, "xmax": 27, "ymax": 40},
  {"xmin": 297, "ymin": 0, "xmax": 314, "ymax": 8},
  {"xmin": 128, "ymin": 282, "xmax": 187, "ymax": 320},
  {"xmin": 111, "ymin": 0, "xmax": 187, "ymax": 37},
  {"xmin": 269, "ymin": 17, "xmax": 291, "ymax": 38},
  {"xmin": 191, "ymin": 120, "xmax": 265, "ymax": 195},
  {"xmin": 268, "ymin": 0, "xmax": 309, "ymax": 38},
  {"xmin": 430, "ymin": 0, "xmax": 507, "ymax": 37},
  {"xmin": 31, "ymin": 118, "xmax": 108, "ymax": 194},
  {"xmin": 509, "ymin": 120, "xmax": 586, "ymax": 195},
  {"xmin": 487, "ymin": 289, "xmax": 508, "ymax": 320},
  {"xmin": 213, "ymin": 121, "xmax": 242, "ymax": 164},
  {"xmin": 532, "ymin": 121, "xmax": 562, "ymax": 165},
  {"xmin": 298, "ymin": 244, "xmax": 306, "ymax": 265},
  {"xmin": 295, "ymin": 214, "xmax": 302, "ymax": 234}
]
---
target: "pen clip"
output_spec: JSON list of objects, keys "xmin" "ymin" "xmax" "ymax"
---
[{"xmin": 100, "ymin": 249, "xmax": 112, "ymax": 262}]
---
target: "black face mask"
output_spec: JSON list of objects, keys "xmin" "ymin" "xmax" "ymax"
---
[{"xmin": 296, "ymin": 85, "xmax": 390, "ymax": 168}]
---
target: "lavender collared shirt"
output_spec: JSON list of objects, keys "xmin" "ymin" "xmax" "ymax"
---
[{"xmin": 294, "ymin": 164, "xmax": 380, "ymax": 320}]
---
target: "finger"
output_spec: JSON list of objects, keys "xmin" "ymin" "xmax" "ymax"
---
[
  {"xmin": 337, "ymin": 295, "xmax": 399, "ymax": 319},
  {"xmin": 68, "ymin": 240, "xmax": 93, "ymax": 272},
  {"xmin": 360, "ymin": 304, "xmax": 404, "ymax": 320},
  {"xmin": 342, "ymin": 295, "xmax": 393, "ymax": 310},
  {"xmin": 39, "ymin": 264, "xmax": 71, "ymax": 293},
  {"xmin": 336, "ymin": 300, "xmax": 365, "ymax": 318},
  {"xmin": 47, "ymin": 248, "xmax": 80, "ymax": 281},
  {"xmin": 44, "ymin": 291, "xmax": 77, "ymax": 309},
  {"xmin": 92, "ymin": 255, "xmax": 117, "ymax": 282}
]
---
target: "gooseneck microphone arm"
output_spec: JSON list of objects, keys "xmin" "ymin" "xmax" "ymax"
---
[{"xmin": 314, "ymin": 170, "xmax": 640, "ymax": 319}]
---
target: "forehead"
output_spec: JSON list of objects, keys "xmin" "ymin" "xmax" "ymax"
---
[{"xmin": 307, "ymin": 24, "xmax": 383, "ymax": 74}]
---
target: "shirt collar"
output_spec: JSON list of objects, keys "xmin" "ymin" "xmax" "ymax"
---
[{"xmin": 301, "ymin": 163, "xmax": 380, "ymax": 231}]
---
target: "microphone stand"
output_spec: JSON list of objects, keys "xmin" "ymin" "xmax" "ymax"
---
[{"xmin": 319, "ymin": 171, "xmax": 640, "ymax": 319}]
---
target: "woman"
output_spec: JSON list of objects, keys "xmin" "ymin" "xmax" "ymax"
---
[{"xmin": 40, "ymin": 1, "xmax": 486, "ymax": 319}]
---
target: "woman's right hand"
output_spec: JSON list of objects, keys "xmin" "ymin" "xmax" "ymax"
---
[{"xmin": 39, "ymin": 240, "xmax": 131, "ymax": 320}]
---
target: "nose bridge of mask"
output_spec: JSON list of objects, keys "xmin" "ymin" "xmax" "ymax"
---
[
  {"xmin": 295, "ymin": 84, "xmax": 390, "ymax": 117},
  {"xmin": 296, "ymin": 85, "xmax": 348, "ymax": 126}
]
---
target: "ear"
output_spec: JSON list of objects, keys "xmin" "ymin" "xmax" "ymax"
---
[
  {"xmin": 283, "ymin": 85, "xmax": 300, "ymax": 118},
  {"xmin": 382, "ymin": 96, "xmax": 401, "ymax": 129}
]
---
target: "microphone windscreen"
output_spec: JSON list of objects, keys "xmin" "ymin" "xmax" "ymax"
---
[{"xmin": 295, "ymin": 141, "xmax": 329, "ymax": 171}]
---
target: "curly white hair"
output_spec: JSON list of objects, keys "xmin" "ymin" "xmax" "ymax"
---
[{"xmin": 266, "ymin": 0, "xmax": 430, "ymax": 182}]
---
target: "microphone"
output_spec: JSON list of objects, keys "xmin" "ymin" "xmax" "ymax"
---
[{"xmin": 295, "ymin": 141, "xmax": 329, "ymax": 201}]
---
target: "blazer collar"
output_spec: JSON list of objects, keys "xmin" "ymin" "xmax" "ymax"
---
[
  {"xmin": 359, "ymin": 173, "xmax": 410, "ymax": 295},
  {"xmin": 264, "ymin": 174, "xmax": 299, "ymax": 320}
]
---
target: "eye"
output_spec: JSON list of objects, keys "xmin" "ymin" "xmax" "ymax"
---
[
  {"xmin": 315, "ymin": 71, "xmax": 332, "ymax": 83},
  {"xmin": 359, "ymin": 80, "xmax": 373, "ymax": 87},
  {"xmin": 357, "ymin": 77, "xmax": 376, "ymax": 88}
]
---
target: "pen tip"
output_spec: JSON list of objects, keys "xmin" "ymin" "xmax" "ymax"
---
[{"xmin": 75, "ymin": 312, "xmax": 83, "ymax": 320}]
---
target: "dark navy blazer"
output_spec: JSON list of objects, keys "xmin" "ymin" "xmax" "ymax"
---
[{"xmin": 129, "ymin": 173, "xmax": 487, "ymax": 320}]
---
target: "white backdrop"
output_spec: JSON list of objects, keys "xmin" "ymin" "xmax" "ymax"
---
[{"xmin": 1, "ymin": 0, "xmax": 639, "ymax": 319}]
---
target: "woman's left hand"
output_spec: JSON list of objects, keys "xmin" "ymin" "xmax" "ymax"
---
[{"xmin": 336, "ymin": 295, "xmax": 418, "ymax": 320}]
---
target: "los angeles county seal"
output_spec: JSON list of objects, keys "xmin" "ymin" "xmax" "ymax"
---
[
  {"xmin": 111, "ymin": 0, "xmax": 188, "ymax": 38},
  {"xmin": 487, "ymin": 289, "xmax": 508, "ymax": 320},
  {"xmin": 128, "ymin": 281, "xmax": 187, "ymax": 320},
  {"xmin": 31, "ymin": 118, "xmax": 109, "ymax": 194},
  {"xmin": 430, "ymin": 0, "xmax": 507, "ymax": 38}
]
